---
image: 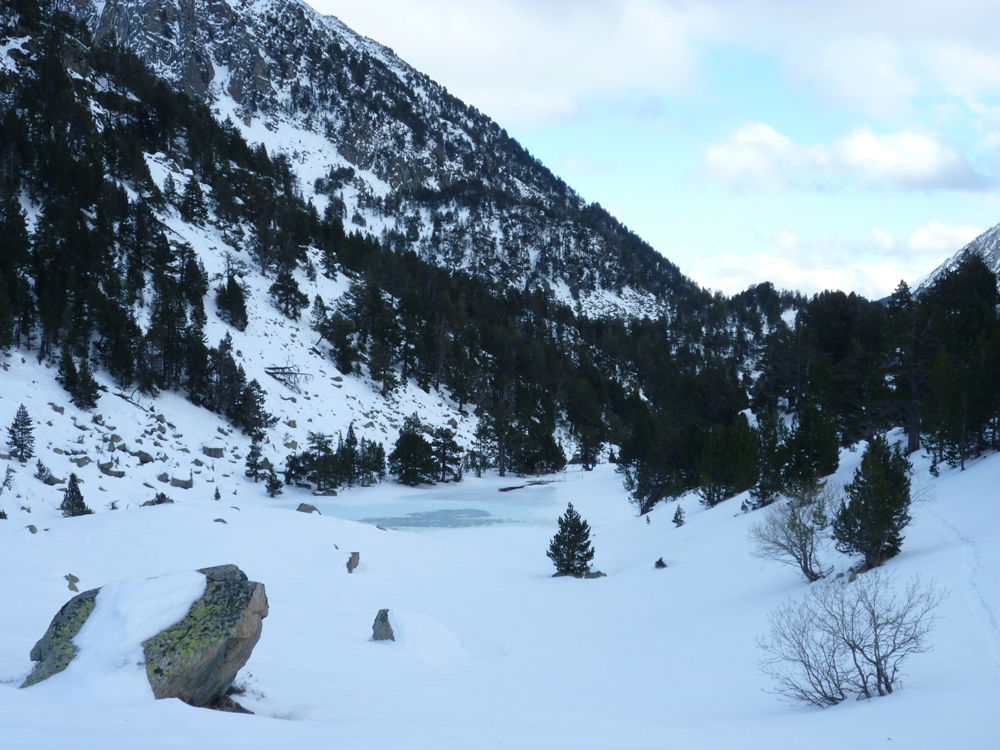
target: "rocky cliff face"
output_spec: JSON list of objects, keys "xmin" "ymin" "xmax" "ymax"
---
[{"xmin": 55, "ymin": 0, "xmax": 703, "ymax": 317}]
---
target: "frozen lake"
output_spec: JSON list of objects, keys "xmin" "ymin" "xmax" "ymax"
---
[{"xmin": 300, "ymin": 477, "xmax": 565, "ymax": 529}]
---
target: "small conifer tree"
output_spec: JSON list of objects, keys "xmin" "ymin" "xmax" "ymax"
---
[
  {"xmin": 672, "ymin": 505, "xmax": 686, "ymax": 528},
  {"xmin": 60, "ymin": 474, "xmax": 93, "ymax": 517},
  {"xmin": 833, "ymin": 436, "xmax": 912, "ymax": 570},
  {"xmin": 244, "ymin": 439, "xmax": 263, "ymax": 482},
  {"xmin": 547, "ymin": 502, "xmax": 595, "ymax": 577},
  {"xmin": 265, "ymin": 468, "xmax": 283, "ymax": 497},
  {"xmin": 6, "ymin": 403, "xmax": 34, "ymax": 463},
  {"xmin": 73, "ymin": 357, "xmax": 100, "ymax": 409}
]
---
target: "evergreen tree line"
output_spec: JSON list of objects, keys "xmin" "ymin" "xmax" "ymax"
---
[
  {"xmin": 284, "ymin": 425, "xmax": 386, "ymax": 492},
  {"xmin": 625, "ymin": 252, "xmax": 1000, "ymax": 515}
]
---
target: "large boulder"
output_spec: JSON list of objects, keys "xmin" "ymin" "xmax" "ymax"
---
[
  {"xmin": 143, "ymin": 565, "xmax": 268, "ymax": 706},
  {"xmin": 21, "ymin": 565, "xmax": 268, "ymax": 708}
]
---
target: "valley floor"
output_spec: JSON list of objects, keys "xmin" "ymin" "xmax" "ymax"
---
[{"xmin": 1, "ymin": 456, "xmax": 999, "ymax": 749}]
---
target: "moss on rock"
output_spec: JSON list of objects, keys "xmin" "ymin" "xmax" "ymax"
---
[{"xmin": 21, "ymin": 588, "xmax": 99, "ymax": 688}]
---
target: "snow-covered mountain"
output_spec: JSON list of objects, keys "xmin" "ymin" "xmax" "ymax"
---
[
  {"xmin": 916, "ymin": 221, "xmax": 1000, "ymax": 292},
  {"xmin": 54, "ymin": 0, "xmax": 699, "ymax": 319}
]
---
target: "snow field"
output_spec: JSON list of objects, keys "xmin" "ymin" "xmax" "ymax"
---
[{"xmin": 1, "ymin": 440, "xmax": 999, "ymax": 748}]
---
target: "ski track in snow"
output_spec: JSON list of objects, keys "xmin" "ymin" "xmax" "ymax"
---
[{"xmin": 923, "ymin": 503, "xmax": 1000, "ymax": 681}]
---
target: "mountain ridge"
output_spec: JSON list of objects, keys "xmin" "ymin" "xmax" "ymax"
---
[{"xmin": 54, "ymin": 0, "xmax": 703, "ymax": 319}]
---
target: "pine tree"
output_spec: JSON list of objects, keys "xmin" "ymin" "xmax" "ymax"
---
[
  {"xmin": 547, "ymin": 502, "xmax": 595, "ymax": 577},
  {"xmin": 832, "ymin": 435, "xmax": 912, "ymax": 570},
  {"xmin": 73, "ymin": 356, "xmax": 100, "ymax": 409},
  {"xmin": 431, "ymin": 427, "xmax": 463, "ymax": 483},
  {"xmin": 60, "ymin": 473, "xmax": 93, "ymax": 517},
  {"xmin": 215, "ymin": 264, "xmax": 248, "ymax": 331},
  {"xmin": 389, "ymin": 414, "xmax": 436, "ymax": 486},
  {"xmin": 6, "ymin": 404, "xmax": 34, "ymax": 463},
  {"xmin": 672, "ymin": 505, "xmax": 685, "ymax": 527},
  {"xmin": 57, "ymin": 347, "xmax": 78, "ymax": 400},
  {"xmin": 244, "ymin": 439, "xmax": 263, "ymax": 482},
  {"xmin": 268, "ymin": 270, "xmax": 308, "ymax": 320},
  {"xmin": 265, "ymin": 468, "xmax": 283, "ymax": 497}
]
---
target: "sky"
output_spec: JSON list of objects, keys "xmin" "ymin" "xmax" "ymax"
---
[{"xmin": 303, "ymin": 0, "xmax": 1000, "ymax": 298}]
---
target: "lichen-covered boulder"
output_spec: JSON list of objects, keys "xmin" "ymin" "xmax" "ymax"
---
[
  {"xmin": 21, "ymin": 565, "xmax": 267, "ymax": 708},
  {"xmin": 143, "ymin": 565, "xmax": 268, "ymax": 706},
  {"xmin": 20, "ymin": 588, "xmax": 99, "ymax": 688}
]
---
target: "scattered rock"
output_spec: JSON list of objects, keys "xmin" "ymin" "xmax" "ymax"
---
[
  {"xmin": 134, "ymin": 450, "xmax": 155, "ymax": 465},
  {"xmin": 260, "ymin": 457, "xmax": 274, "ymax": 472},
  {"xmin": 448, "ymin": 418, "xmax": 459, "ymax": 429},
  {"xmin": 49, "ymin": 403, "xmax": 65, "ymax": 415},
  {"xmin": 192, "ymin": 459, "xmax": 204, "ymax": 467},
  {"xmin": 154, "ymin": 413, "xmax": 166, "ymax": 424},
  {"xmin": 170, "ymin": 475, "xmax": 194, "ymax": 490},
  {"xmin": 296, "ymin": 503, "xmax": 320, "ymax": 514},
  {"xmin": 69, "ymin": 456, "xmax": 91, "ymax": 468},
  {"xmin": 284, "ymin": 440, "xmax": 299, "ymax": 450},
  {"xmin": 157, "ymin": 472, "xmax": 170, "ymax": 484},
  {"xmin": 584, "ymin": 571, "xmax": 607, "ymax": 579},
  {"xmin": 42, "ymin": 474, "xmax": 65, "ymax": 486},
  {"xmin": 98, "ymin": 461, "xmax": 125, "ymax": 479},
  {"xmin": 202, "ymin": 445, "xmax": 225, "ymax": 459},
  {"xmin": 52, "ymin": 448, "xmax": 65, "ymax": 455},
  {"xmin": 654, "ymin": 558, "xmax": 667, "ymax": 569},
  {"xmin": 371, "ymin": 609, "xmax": 394, "ymax": 641},
  {"xmin": 64, "ymin": 573, "xmax": 80, "ymax": 592},
  {"xmin": 285, "ymin": 419, "xmax": 297, "ymax": 428},
  {"xmin": 346, "ymin": 552, "xmax": 360, "ymax": 574},
  {"xmin": 141, "ymin": 493, "xmax": 174, "ymax": 507},
  {"xmin": 26, "ymin": 525, "xmax": 37, "ymax": 534},
  {"xmin": 213, "ymin": 518, "xmax": 227, "ymax": 524}
]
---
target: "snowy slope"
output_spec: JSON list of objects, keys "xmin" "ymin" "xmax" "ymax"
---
[
  {"xmin": 1, "ymin": 440, "xmax": 998, "ymax": 748},
  {"xmin": 54, "ymin": 0, "xmax": 700, "ymax": 319}
]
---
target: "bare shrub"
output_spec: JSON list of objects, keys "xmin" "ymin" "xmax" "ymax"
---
[
  {"xmin": 749, "ymin": 483, "xmax": 834, "ymax": 583},
  {"xmin": 759, "ymin": 570, "xmax": 942, "ymax": 707}
]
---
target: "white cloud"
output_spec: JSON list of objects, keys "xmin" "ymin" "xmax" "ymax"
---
[
  {"xmin": 688, "ymin": 220, "xmax": 984, "ymax": 298},
  {"xmin": 906, "ymin": 220, "xmax": 982, "ymax": 256},
  {"xmin": 312, "ymin": 0, "xmax": 709, "ymax": 125},
  {"xmin": 703, "ymin": 123, "xmax": 987, "ymax": 191}
]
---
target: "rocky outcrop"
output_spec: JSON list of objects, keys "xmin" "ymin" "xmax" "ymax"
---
[
  {"xmin": 143, "ymin": 565, "xmax": 268, "ymax": 707},
  {"xmin": 21, "ymin": 588, "xmax": 99, "ymax": 687},
  {"xmin": 372, "ymin": 609, "xmax": 394, "ymax": 641},
  {"xmin": 21, "ymin": 565, "xmax": 268, "ymax": 708},
  {"xmin": 296, "ymin": 503, "xmax": 320, "ymax": 514},
  {"xmin": 346, "ymin": 552, "xmax": 360, "ymax": 574}
]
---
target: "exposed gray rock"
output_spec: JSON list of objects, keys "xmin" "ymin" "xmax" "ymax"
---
[
  {"xmin": 202, "ymin": 445, "xmax": 225, "ymax": 459},
  {"xmin": 65, "ymin": 573, "xmax": 80, "ymax": 592},
  {"xmin": 170, "ymin": 474, "xmax": 194, "ymax": 490},
  {"xmin": 69, "ymin": 456, "xmax": 91, "ymax": 468},
  {"xmin": 213, "ymin": 518, "xmax": 227, "ymax": 524},
  {"xmin": 346, "ymin": 552, "xmax": 360, "ymax": 574},
  {"xmin": 42, "ymin": 474, "xmax": 65, "ymax": 486},
  {"xmin": 21, "ymin": 587, "xmax": 100, "ymax": 687},
  {"xmin": 143, "ymin": 565, "xmax": 268, "ymax": 707},
  {"xmin": 157, "ymin": 472, "xmax": 170, "ymax": 483},
  {"xmin": 22, "ymin": 565, "xmax": 268, "ymax": 709},
  {"xmin": 98, "ymin": 460, "xmax": 125, "ymax": 478},
  {"xmin": 372, "ymin": 609, "xmax": 394, "ymax": 641},
  {"xmin": 296, "ymin": 503, "xmax": 320, "ymax": 514},
  {"xmin": 134, "ymin": 450, "xmax": 155, "ymax": 465}
]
